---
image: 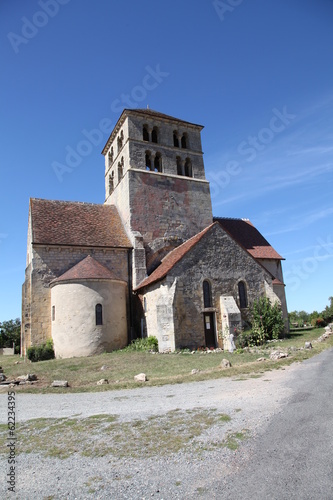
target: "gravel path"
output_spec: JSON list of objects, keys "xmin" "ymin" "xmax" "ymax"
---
[{"xmin": 0, "ymin": 357, "xmax": 323, "ymax": 499}]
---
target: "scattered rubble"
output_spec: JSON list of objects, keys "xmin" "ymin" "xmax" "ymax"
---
[
  {"xmin": 221, "ymin": 359, "xmax": 232, "ymax": 368},
  {"xmin": 51, "ymin": 380, "xmax": 69, "ymax": 388},
  {"xmin": 134, "ymin": 373, "xmax": 147, "ymax": 382},
  {"xmin": 97, "ymin": 378, "xmax": 109, "ymax": 385},
  {"xmin": 270, "ymin": 350, "xmax": 288, "ymax": 361}
]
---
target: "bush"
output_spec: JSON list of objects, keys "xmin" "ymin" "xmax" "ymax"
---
[
  {"xmin": 235, "ymin": 330, "xmax": 260, "ymax": 348},
  {"xmin": 27, "ymin": 339, "xmax": 55, "ymax": 362},
  {"xmin": 123, "ymin": 336, "xmax": 158, "ymax": 352},
  {"xmin": 247, "ymin": 296, "xmax": 285, "ymax": 345},
  {"xmin": 313, "ymin": 317, "xmax": 326, "ymax": 328}
]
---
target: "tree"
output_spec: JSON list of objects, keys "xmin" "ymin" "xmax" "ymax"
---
[
  {"xmin": 322, "ymin": 297, "xmax": 333, "ymax": 323},
  {"xmin": 0, "ymin": 318, "xmax": 21, "ymax": 353}
]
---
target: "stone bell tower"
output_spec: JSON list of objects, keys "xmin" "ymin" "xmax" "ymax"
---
[{"xmin": 102, "ymin": 108, "xmax": 213, "ymax": 287}]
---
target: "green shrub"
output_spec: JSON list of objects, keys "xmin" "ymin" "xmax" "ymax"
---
[
  {"xmin": 27, "ymin": 339, "xmax": 55, "ymax": 362},
  {"xmin": 123, "ymin": 336, "xmax": 158, "ymax": 352},
  {"xmin": 251, "ymin": 297, "xmax": 284, "ymax": 344}
]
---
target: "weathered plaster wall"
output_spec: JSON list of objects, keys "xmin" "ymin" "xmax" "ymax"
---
[{"xmin": 51, "ymin": 280, "xmax": 127, "ymax": 358}]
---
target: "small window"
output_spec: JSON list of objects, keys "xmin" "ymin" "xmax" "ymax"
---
[
  {"xmin": 145, "ymin": 151, "xmax": 152, "ymax": 170},
  {"xmin": 152, "ymin": 127, "xmax": 158, "ymax": 143},
  {"xmin": 52, "ymin": 305, "xmax": 55, "ymax": 321},
  {"xmin": 108, "ymin": 147, "xmax": 113, "ymax": 167},
  {"xmin": 144, "ymin": 297, "xmax": 147, "ymax": 312},
  {"xmin": 176, "ymin": 157, "xmax": 183, "ymax": 176},
  {"xmin": 143, "ymin": 125, "xmax": 149, "ymax": 142},
  {"xmin": 117, "ymin": 130, "xmax": 124, "ymax": 152},
  {"xmin": 154, "ymin": 153, "xmax": 162, "ymax": 172},
  {"xmin": 118, "ymin": 157, "xmax": 124, "ymax": 182},
  {"xmin": 203, "ymin": 280, "xmax": 212, "ymax": 308},
  {"xmin": 238, "ymin": 281, "xmax": 248, "ymax": 308},
  {"xmin": 109, "ymin": 172, "xmax": 114, "ymax": 194},
  {"xmin": 173, "ymin": 131, "xmax": 179, "ymax": 148},
  {"xmin": 95, "ymin": 304, "xmax": 103, "ymax": 325},
  {"xmin": 184, "ymin": 158, "xmax": 192, "ymax": 177},
  {"xmin": 181, "ymin": 134, "xmax": 187, "ymax": 149}
]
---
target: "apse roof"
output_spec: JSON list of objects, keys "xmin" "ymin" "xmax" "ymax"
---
[{"xmin": 50, "ymin": 255, "xmax": 119, "ymax": 285}]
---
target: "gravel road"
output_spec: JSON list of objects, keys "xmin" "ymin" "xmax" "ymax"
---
[{"xmin": 1, "ymin": 349, "xmax": 332, "ymax": 499}]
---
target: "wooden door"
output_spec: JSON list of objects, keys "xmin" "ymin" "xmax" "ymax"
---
[{"xmin": 204, "ymin": 312, "xmax": 216, "ymax": 348}]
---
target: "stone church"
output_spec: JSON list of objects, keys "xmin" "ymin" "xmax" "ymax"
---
[{"xmin": 21, "ymin": 108, "xmax": 288, "ymax": 358}]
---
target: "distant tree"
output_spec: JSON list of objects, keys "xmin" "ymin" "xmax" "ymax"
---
[
  {"xmin": 0, "ymin": 318, "xmax": 21, "ymax": 352},
  {"xmin": 322, "ymin": 297, "xmax": 333, "ymax": 323}
]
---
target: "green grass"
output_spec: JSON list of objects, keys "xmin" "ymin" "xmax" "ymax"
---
[
  {"xmin": 0, "ymin": 328, "xmax": 331, "ymax": 393},
  {"xmin": 0, "ymin": 408, "xmax": 236, "ymax": 459}
]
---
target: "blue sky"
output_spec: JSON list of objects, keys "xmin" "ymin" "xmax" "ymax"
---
[{"xmin": 0, "ymin": 0, "xmax": 333, "ymax": 322}]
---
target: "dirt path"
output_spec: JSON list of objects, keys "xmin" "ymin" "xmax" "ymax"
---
[{"xmin": 1, "ymin": 355, "xmax": 328, "ymax": 499}]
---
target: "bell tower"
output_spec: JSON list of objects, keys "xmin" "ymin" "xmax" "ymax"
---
[{"xmin": 102, "ymin": 109, "xmax": 213, "ymax": 286}]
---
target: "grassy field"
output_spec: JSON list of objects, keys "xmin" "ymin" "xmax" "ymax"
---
[{"xmin": 0, "ymin": 327, "xmax": 332, "ymax": 394}]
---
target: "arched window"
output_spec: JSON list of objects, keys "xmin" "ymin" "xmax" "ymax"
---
[
  {"xmin": 181, "ymin": 133, "xmax": 187, "ymax": 149},
  {"xmin": 154, "ymin": 153, "xmax": 162, "ymax": 172},
  {"xmin": 173, "ymin": 131, "xmax": 179, "ymax": 148},
  {"xmin": 176, "ymin": 157, "xmax": 183, "ymax": 176},
  {"xmin": 118, "ymin": 157, "xmax": 124, "ymax": 182},
  {"xmin": 108, "ymin": 147, "xmax": 113, "ymax": 167},
  {"xmin": 109, "ymin": 172, "xmax": 114, "ymax": 195},
  {"xmin": 52, "ymin": 305, "xmax": 55, "ymax": 321},
  {"xmin": 184, "ymin": 158, "xmax": 192, "ymax": 177},
  {"xmin": 238, "ymin": 281, "xmax": 248, "ymax": 308},
  {"xmin": 151, "ymin": 127, "xmax": 158, "ymax": 143},
  {"xmin": 203, "ymin": 280, "xmax": 212, "ymax": 308},
  {"xmin": 95, "ymin": 304, "xmax": 103, "ymax": 325},
  {"xmin": 145, "ymin": 151, "xmax": 152, "ymax": 170},
  {"xmin": 117, "ymin": 130, "xmax": 124, "ymax": 152},
  {"xmin": 143, "ymin": 125, "xmax": 149, "ymax": 142}
]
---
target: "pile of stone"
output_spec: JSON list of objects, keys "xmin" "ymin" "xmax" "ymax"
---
[
  {"xmin": 317, "ymin": 324, "xmax": 333, "ymax": 343},
  {"xmin": 0, "ymin": 371, "xmax": 38, "ymax": 387}
]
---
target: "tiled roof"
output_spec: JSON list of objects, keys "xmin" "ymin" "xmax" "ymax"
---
[
  {"xmin": 214, "ymin": 217, "xmax": 284, "ymax": 260},
  {"xmin": 135, "ymin": 223, "xmax": 216, "ymax": 290},
  {"xmin": 30, "ymin": 198, "xmax": 131, "ymax": 248},
  {"xmin": 50, "ymin": 255, "xmax": 119, "ymax": 285},
  {"xmin": 101, "ymin": 108, "xmax": 203, "ymax": 155}
]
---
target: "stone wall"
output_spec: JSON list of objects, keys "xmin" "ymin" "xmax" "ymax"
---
[
  {"xmin": 107, "ymin": 168, "xmax": 213, "ymax": 276},
  {"xmin": 22, "ymin": 245, "xmax": 129, "ymax": 353},
  {"xmin": 141, "ymin": 224, "xmax": 277, "ymax": 351}
]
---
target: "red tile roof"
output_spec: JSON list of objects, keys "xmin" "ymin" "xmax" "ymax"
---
[
  {"xmin": 50, "ymin": 255, "xmax": 119, "ymax": 285},
  {"xmin": 30, "ymin": 199, "xmax": 131, "ymax": 248},
  {"xmin": 135, "ymin": 223, "xmax": 216, "ymax": 290},
  {"xmin": 214, "ymin": 218, "xmax": 284, "ymax": 260}
]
